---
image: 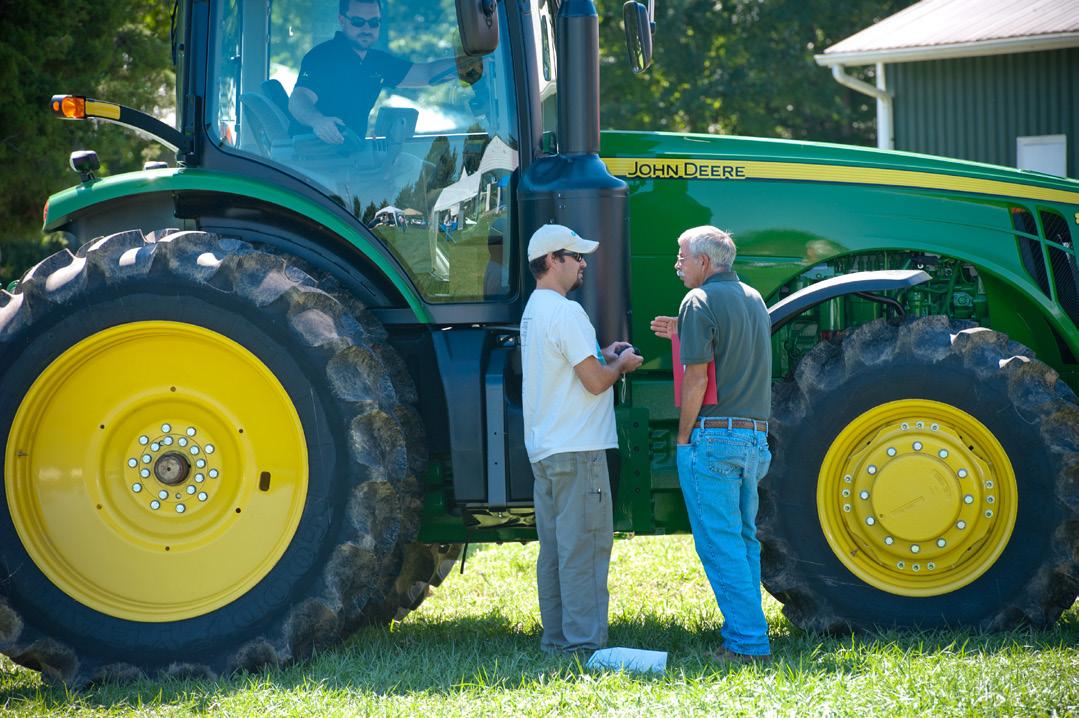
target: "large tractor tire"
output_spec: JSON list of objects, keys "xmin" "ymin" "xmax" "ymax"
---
[
  {"xmin": 760, "ymin": 317, "xmax": 1079, "ymax": 632},
  {"xmin": 0, "ymin": 230, "xmax": 455, "ymax": 684}
]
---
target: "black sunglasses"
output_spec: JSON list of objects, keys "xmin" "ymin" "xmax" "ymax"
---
[
  {"xmin": 554, "ymin": 250, "xmax": 584, "ymax": 262},
  {"xmin": 343, "ymin": 14, "xmax": 381, "ymax": 28}
]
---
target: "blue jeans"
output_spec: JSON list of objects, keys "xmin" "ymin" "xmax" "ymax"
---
[{"xmin": 676, "ymin": 425, "xmax": 772, "ymax": 656}]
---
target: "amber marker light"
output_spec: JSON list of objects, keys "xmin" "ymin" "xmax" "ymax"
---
[{"xmin": 51, "ymin": 95, "xmax": 86, "ymax": 119}]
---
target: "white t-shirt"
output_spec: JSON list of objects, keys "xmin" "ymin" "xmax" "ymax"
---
[{"xmin": 520, "ymin": 289, "xmax": 618, "ymax": 463}]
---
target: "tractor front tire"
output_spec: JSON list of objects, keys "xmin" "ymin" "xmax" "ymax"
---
[
  {"xmin": 760, "ymin": 317, "xmax": 1079, "ymax": 632},
  {"xmin": 0, "ymin": 230, "xmax": 449, "ymax": 684}
]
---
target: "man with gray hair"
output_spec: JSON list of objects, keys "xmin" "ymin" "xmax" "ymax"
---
[{"xmin": 651, "ymin": 225, "xmax": 773, "ymax": 663}]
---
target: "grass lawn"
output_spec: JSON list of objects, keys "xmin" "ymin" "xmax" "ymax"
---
[{"xmin": 0, "ymin": 536, "xmax": 1075, "ymax": 717}]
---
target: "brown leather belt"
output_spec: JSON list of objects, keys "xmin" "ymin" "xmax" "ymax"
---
[{"xmin": 698, "ymin": 418, "xmax": 769, "ymax": 433}]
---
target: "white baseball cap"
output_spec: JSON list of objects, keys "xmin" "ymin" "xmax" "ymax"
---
[{"xmin": 526, "ymin": 223, "xmax": 600, "ymax": 261}]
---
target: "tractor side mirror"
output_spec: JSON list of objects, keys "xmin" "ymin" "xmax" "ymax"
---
[
  {"xmin": 456, "ymin": 0, "xmax": 499, "ymax": 56},
  {"xmin": 623, "ymin": 1, "xmax": 654, "ymax": 73}
]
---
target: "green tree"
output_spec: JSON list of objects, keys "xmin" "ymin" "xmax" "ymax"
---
[
  {"xmin": 0, "ymin": 0, "xmax": 174, "ymax": 284},
  {"xmin": 597, "ymin": 0, "xmax": 917, "ymax": 143}
]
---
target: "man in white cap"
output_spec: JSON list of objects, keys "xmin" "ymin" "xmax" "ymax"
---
[{"xmin": 520, "ymin": 223, "xmax": 644, "ymax": 656}]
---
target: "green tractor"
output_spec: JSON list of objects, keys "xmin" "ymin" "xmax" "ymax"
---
[{"xmin": 1, "ymin": 0, "xmax": 1076, "ymax": 684}]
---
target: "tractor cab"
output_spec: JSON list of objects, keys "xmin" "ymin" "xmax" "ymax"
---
[{"xmin": 189, "ymin": 0, "xmax": 531, "ymax": 303}]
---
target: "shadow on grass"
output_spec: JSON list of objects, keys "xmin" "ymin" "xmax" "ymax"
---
[{"xmin": 2, "ymin": 605, "xmax": 1076, "ymax": 710}]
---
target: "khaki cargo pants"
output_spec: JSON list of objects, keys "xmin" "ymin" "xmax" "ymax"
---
[{"xmin": 531, "ymin": 450, "xmax": 614, "ymax": 653}]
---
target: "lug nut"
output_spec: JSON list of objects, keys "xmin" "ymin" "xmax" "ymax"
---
[
  {"xmin": 860, "ymin": 490, "xmax": 870, "ymax": 500},
  {"xmin": 161, "ymin": 423, "xmax": 171, "ymax": 433},
  {"xmin": 958, "ymin": 469, "xmax": 968, "ymax": 478},
  {"xmin": 132, "ymin": 483, "xmax": 142, "ymax": 493},
  {"xmin": 867, "ymin": 465, "xmax": 877, "ymax": 475},
  {"xmin": 128, "ymin": 458, "xmax": 138, "ymax": 468},
  {"xmin": 139, "ymin": 436, "xmax": 149, "ymax": 445},
  {"xmin": 911, "ymin": 544, "xmax": 920, "ymax": 554},
  {"xmin": 205, "ymin": 444, "xmax": 215, "ymax": 454},
  {"xmin": 964, "ymin": 495, "xmax": 974, "ymax": 504},
  {"xmin": 957, "ymin": 520, "xmax": 967, "ymax": 530},
  {"xmin": 884, "ymin": 536, "xmax": 894, "ymax": 545},
  {"xmin": 150, "ymin": 500, "xmax": 161, "ymax": 510},
  {"xmin": 887, "ymin": 447, "xmax": 896, "ymax": 457},
  {"xmin": 187, "ymin": 427, "xmax": 197, "ymax": 436},
  {"xmin": 937, "ymin": 538, "xmax": 946, "ymax": 547},
  {"xmin": 198, "ymin": 492, "xmax": 208, "ymax": 501},
  {"xmin": 938, "ymin": 449, "xmax": 948, "ymax": 458},
  {"xmin": 865, "ymin": 516, "xmax": 875, "ymax": 526},
  {"xmin": 913, "ymin": 441, "xmax": 923, "ymax": 451}
]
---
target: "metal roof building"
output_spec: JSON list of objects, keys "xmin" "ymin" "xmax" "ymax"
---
[{"xmin": 815, "ymin": 0, "xmax": 1079, "ymax": 178}]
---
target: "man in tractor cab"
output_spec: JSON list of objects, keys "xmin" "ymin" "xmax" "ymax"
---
[
  {"xmin": 521, "ymin": 224, "xmax": 644, "ymax": 656},
  {"xmin": 289, "ymin": 0, "xmax": 478, "ymax": 144},
  {"xmin": 651, "ymin": 226, "xmax": 773, "ymax": 664}
]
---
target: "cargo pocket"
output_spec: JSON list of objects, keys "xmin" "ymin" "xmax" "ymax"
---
[{"xmin": 582, "ymin": 452, "xmax": 611, "ymax": 532}]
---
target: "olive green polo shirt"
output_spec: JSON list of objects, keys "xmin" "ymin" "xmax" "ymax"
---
[{"xmin": 677, "ymin": 271, "xmax": 772, "ymax": 420}]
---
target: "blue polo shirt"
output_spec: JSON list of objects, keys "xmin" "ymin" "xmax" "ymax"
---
[{"xmin": 291, "ymin": 32, "xmax": 412, "ymax": 137}]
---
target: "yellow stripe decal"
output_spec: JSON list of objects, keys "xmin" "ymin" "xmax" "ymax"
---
[
  {"xmin": 602, "ymin": 157, "xmax": 1079, "ymax": 205},
  {"xmin": 85, "ymin": 100, "xmax": 121, "ymax": 121}
]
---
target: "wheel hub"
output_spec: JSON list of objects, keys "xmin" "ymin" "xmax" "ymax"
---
[
  {"xmin": 153, "ymin": 452, "xmax": 191, "ymax": 486},
  {"xmin": 129, "ymin": 423, "xmax": 219, "ymax": 512},
  {"xmin": 871, "ymin": 443, "xmax": 962, "ymax": 541},
  {"xmin": 818, "ymin": 400, "xmax": 1016, "ymax": 596}
]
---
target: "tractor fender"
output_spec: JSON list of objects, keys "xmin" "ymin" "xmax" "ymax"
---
[
  {"xmin": 42, "ymin": 167, "xmax": 431, "ymax": 322},
  {"xmin": 768, "ymin": 269, "xmax": 931, "ymax": 333}
]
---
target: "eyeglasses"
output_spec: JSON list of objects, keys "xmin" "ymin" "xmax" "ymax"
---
[
  {"xmin": 343, "ymin": 14, "xmax": 381, "ymax": 28},
  {"xmin": 554, "ymin": 250, "xmax": 584, "ymax": 263}
]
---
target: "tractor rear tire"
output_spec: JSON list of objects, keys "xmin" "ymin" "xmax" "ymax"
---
[
  {"xmin": 0, "ymin": 230, "xmax": 453, "ymax": 684},
  {"xmin": 760, "ymin": 317, "xmax": 1079, "ymax": 632}
]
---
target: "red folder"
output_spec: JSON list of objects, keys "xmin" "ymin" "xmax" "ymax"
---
[{"xmin": 672, "ymin": 334, "xmax": 718, "ymax": 407}]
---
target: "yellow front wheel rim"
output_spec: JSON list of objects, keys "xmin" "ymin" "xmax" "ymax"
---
[
  {"xmin": 817, "ymin": 399, "xmax": 1017, "ymax": 597},
  {"xmin": 6, "ymin": 321, "xmax": 308, "ymax": 622}
]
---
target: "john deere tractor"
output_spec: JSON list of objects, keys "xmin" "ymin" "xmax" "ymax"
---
[{"xmin": 1, "ymin": 0, "xmax": 1075, "ymax": 684}]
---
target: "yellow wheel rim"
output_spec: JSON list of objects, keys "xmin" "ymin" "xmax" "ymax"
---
[
  {"xmin": 6, "ymin": 321, "xmax": 308, "ymax": 622},
  {"xmin": 817, "ymin": 399, "xmax": 1016, "ymax": 597}
]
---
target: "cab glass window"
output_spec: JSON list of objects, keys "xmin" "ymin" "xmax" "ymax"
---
[{"xmin": 208, "ymin": 0, "xmax": 518, "ymax": 302}]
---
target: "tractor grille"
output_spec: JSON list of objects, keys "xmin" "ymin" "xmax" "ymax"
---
[
  {"xmin": 1042, "ymin": 211, "xmax": 1079, "ymax": 328},
  {"xmin": 1012, "ymin": 208, "xmax": 1050, "ymax": 297}
]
